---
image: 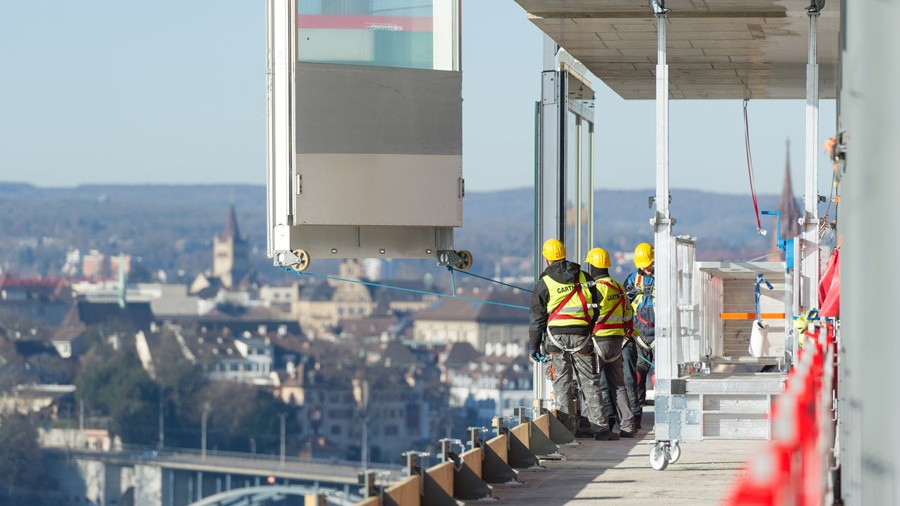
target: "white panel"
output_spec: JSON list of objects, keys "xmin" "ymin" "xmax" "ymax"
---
[
  {"xmin": 298, "ymin": 30, "xmax": 374, "ymax": 61},
  {"xmin": 433, "ymin": 0, "xmax": 455, "ymax": 71}
]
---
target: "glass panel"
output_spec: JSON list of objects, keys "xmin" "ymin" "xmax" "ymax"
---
[
  {"xmin": 564, "ymin": 110, "xmax": 578, "ymax": 263},
  {"xmin": 580, "ymin": 121, "xmax": 593, "ymax": 259},
  {"xmin": 298, "ymin": 0, "xmax": 458, "ymax": 70}
]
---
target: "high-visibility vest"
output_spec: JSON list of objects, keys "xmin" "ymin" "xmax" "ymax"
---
[
  {"xmin": 544, "ymin": 272, "xmax": 592, "ymax": 328},
  {"xmin": 592, "ymin": 277, "xmax": 631, "ymax": 338}
]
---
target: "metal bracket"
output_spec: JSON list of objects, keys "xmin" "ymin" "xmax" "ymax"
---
[
  {"xmin": 514, "ymin": 407, "xmax": 531, "ymax": 425},
  {"xmin": 438, "ymin": 438, "xmax": 464, "ymax": 463},
  {"xmin": 492, "ymin": 416, "xmax": 508, "ymax": 437},
  {"xmin": 274, "ymin": 249, "xmax": 301, "ymax": 267},
  {"xmin": 649, "ymin": 214, "xmax": 676, "ymax": 228},
  {"xmin": 466, "ymin": 427, "xmax": 488, "ymax": 449},
  {"xmin": 649, "ymin": 0, "xmax": 669, "ymax": 15},
  {"xmin": 357, "ymin": 471, "xmax": 378, "ymax": 498},
  {"xmin": 401, "ymin": 451, "xmax": 430, "ymax": 477},
  {"xmin": 806, "ymin": 0, "xmax": 825, "ymax": 14}
]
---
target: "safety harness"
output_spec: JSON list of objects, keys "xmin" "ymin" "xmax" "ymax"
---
[
  {"xmin": 592, "ymin": 280, "xmax": 628, "ymax": 333},
  {"xmin": 631, "ymin": 273, "xmax": 655, "ymax": 351},
  {"xmin": 545, "ymin": 276, "xmax": 594, "ymax": 354}
]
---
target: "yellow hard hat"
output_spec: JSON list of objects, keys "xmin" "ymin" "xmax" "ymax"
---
[
  {"xmin": 585, "ymin": 248, "xmax": 611, "ymax": 269},
  {"xmin": 634, "ymin": 242, "xmax": 654, "ymax": 269},
  {"xmin": 542, "ymin": 239, "xmax": 566, "ymax": 261}
]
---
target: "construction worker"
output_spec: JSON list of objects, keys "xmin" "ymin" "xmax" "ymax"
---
[
  {"xmin": 529, "ymin": 239, "xmax": 618, "ymax": 440},
  {"xmin": 585, "ymin": 247, "xmax": 638, "ymax": 437},
  {"xmin": 623, "ymin": 242, "xmax": 656, "ymax": 430}
]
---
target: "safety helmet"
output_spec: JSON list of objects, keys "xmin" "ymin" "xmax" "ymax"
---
[
  {"xmin": 634, "ymin": 242, "xmax": 654, "ymax": 269},
  {"xmin": 585, "ymin": 248, "xmax": 611, "ymax": 269},
  {"xmin": 541, "ymin": 239, "xmax": 566, "ymax": 261}
]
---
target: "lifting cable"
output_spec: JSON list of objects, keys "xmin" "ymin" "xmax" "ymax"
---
[
  {"xmin": 445, "ymin": 266, "xmax": 532, "ymax": 293},
  {"xmin": 743, "ymin": 99, "xmax": 764, "ymax": 234},
  {"xmin": 280, "ymin": 266, "xmax": 530, "ymax": 311}
]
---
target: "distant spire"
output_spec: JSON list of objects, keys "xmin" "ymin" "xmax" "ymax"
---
[
  {"xmin": 779, "ymin": 139, "xmax": 801, "ymax": 239},
  {"xmin": 224, "ymin": 205, "xmax": 241, "ymax": 240}
]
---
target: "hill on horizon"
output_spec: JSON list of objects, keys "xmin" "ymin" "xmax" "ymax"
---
[{"xmin": 0, "ymin": 182, "xmax": 801, "ymax": 280}]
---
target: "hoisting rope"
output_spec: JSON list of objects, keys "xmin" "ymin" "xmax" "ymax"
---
[
  {"xmin": 445, "ymin": 266, "xmax": 532, "ymax": 293},
  {"xmin": 280, "ymin": 266, "xmax": 530, "ymax": 310},
  {"xmin": 743, "ymin": 99, "xmax": 763, "ymax": 234}
]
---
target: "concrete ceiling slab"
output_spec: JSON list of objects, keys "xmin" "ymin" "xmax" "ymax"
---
[{"xmin": 514, "ymin": 0, "xmax": 840, "ymax": 99}]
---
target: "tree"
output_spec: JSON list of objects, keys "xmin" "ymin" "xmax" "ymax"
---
[
  {"xmin": 197, "ymin": 382, "xmax": 298, "ymax": 453},
  {"xmin": 0, "ymin": 413, "xmax": 44, "ymax": 505},
  {"xmin": 75, "ymin": 349, "xmax": 159, "ymax": 445}
]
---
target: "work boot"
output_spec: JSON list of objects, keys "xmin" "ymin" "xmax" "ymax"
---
[
  {"xmin": 594, "ymin": 430, "xmax": 620, "ymax": 441},
  {"xmin": 618, "ymin": 430, "xmax": 635, "ymax": 438}
]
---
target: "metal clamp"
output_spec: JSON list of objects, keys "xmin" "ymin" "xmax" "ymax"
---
[
  {"xmin": 514, "ymin": 407, "xmax": 531, "ymax": 426},
  {"xmin": 357, "ymin": 471, "xmax": 378, "ymax": 498},
  {"xmin": 401, "ymin": 451, "xmax": 430, "ymax": 478},
  {"xmin": 438, "ymin": 438, "xmax": 464, "ymax": 463},
  {"xmin": 466, "ymin": 427, "xmax": 489, "ymax": 449},
  {"xmin": 492, "ymin": 416, "xmax": 508, "ymax": 436}
]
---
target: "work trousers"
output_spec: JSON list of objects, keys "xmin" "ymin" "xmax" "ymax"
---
[
  {"xmin": 546, "ymin": 333, "xmax": 610, "ymax": 434},
  {"xmin": 622, "ymin": 339, "xmax": 649, "ymax": 423},
  {"xmin": 595, "ymin": 336, "xmax": 636, "ymax": 433}
]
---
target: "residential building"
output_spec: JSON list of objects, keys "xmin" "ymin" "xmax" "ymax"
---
[
  {"xmin": 411, "ymin": 287, "xmax": 530, "ymax": 356},
  {"xmin": 439, "ymin": 342, "xmax": 533, "ymax": 425}
]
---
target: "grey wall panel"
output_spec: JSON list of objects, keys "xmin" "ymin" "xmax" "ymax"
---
[
  {"xmin": 295, "ymin": 63, "xmax": 462, "ymax": 155},
  {"xmin": 294, "ymin": 153, "xmax": 462, "ymax": 226}
]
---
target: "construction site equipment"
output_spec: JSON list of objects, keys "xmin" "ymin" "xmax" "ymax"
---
[{"xmin": 266, "ymin": 0, "xmax": 465, "ymax": 266}]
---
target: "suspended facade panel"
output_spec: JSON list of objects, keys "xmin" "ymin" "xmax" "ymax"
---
[{"xmin": 267, "ymin": 0, "xmax": 463, "ymax": 265}]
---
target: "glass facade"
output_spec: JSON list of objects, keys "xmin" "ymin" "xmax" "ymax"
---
[{"xmin": 298, "ymin": 0, "xmax": 458, "ymax": 70}]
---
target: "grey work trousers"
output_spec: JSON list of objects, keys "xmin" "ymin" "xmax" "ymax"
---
[
  {"xmin": 547, "ymin": 333, "xmax": 610, "ymax": 434},
  {"xmin": 595, "ymin": 336, "xmax": 636, "ymax": 433},
  {"xmin": 622, "ymin": 339, "xmax": 649, "ymax": 422}
]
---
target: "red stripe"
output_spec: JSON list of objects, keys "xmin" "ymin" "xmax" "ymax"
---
[{"xmin": 298, "ymin": 15, "xmax": 434, "ymax": 32}]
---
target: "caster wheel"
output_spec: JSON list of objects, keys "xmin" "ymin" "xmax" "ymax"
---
[
  {"xmin": 668, "ymin": 442, "xmax": 681, "ymax": 464},
  {"xmin": 290, "ymin": 249, "xmax": 310, "ymax": 272},
  {"xmin": 456, "ymin": 250, "xmax": 473, "ymax": 271},
  {"xmin": 650, "ymin": 444, "xmax": 669, "ymax": 471}
]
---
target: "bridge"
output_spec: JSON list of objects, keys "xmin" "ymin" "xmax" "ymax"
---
[{"xmin": 44, "ymin": 446, "xmax": 402, "ymax": 506}]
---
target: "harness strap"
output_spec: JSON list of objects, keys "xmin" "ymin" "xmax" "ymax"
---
[
  {"xmin": 634, "ymin": 334, "xmax": 653, "ymax": 351},
  {"xmin": 635, "ymin": 312, "xmax": 654, "ymax": 329},
  {"xmin": 592, "ymin": 337, "xmax": 623, "ymax": 364},
  {"xmin": 545, "ymin": 328, "xmax": 591, "ymax": 354}
]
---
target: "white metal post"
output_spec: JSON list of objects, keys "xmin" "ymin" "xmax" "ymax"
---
[
  {"xmin": 534, "ymin": 36, "xmax": 564, "ymax": 405},
  {"xmin": 652, "ymin": 2, "xmax": 674, "ymax": 384},
  {"xmin": 800, "ymin": 5, "xmax": 821, "ymax": 312},
  {"xmin": 575, "ymin": 115, "xmax": 583, "ymax": 259},
  {"xmin": 267, "ymin": 0, "xmax": 295, "ymax": 258}
]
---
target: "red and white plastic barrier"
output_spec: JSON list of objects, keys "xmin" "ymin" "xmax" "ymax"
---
[{"xmin": 724, "ymin": 321, "xmax": 837, "ymax": 506}]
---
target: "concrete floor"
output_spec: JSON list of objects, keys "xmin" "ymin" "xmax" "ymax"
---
[{"xmin": 490, "ymin": 412, "xmax": 766, "ymax": 506}]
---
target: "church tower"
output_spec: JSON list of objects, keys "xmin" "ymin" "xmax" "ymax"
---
[
  {"xmin": 213, "ymin": 205, "xmax": 250, "ymax": 288},
  {"xmin": 774, "ymin": 139, "xmax": 802, "ymax": 257}
]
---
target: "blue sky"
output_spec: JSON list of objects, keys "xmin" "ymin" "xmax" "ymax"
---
[{"xmin": 0, "ymin": 1, "xmax": 835, "ymax": 196}]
